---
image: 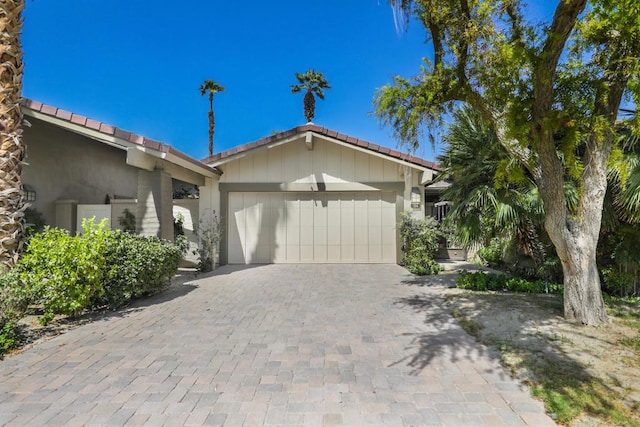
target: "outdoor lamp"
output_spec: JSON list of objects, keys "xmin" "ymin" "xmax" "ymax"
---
[
  {"xmin": 411, "ymin": 187, "xmax": 421, "ymax": 209},
  {"xmin": 23, "ymin": 184, "xmax": 36, "ymax": 202}
]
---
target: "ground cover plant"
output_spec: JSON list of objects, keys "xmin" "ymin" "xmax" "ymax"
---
[{"xmin": 456, "ymin": 271, "xmax": 563, "ymax": 294}]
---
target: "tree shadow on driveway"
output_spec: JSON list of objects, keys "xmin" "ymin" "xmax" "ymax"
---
[{"xmin": 391, "ymin": 292, "xmax": 504, "ymax": 377}]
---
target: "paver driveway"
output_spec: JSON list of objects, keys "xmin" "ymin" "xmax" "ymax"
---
[{"xmin": 0, "ymin": 264, "xmax": 555, "ymax": 426}]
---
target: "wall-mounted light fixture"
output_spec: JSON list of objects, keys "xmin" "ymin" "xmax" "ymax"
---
[
  {"xmin": 23, "ymin": 184, "xmax": 36, "ymax": 202},
  {"xmin": 411, "ymin": 186, "xmax": 421, "ymax": 209}
]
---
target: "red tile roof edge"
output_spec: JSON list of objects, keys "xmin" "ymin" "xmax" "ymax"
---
[
  {"xmin": 21, "ymin": 98, "xmax": 221, "ymax": 176},
  {"xmin": 202, "ymin": 124, "xmax": 440, "ymax": 171},
  {"xmin": 21, "ymin": 98, "xmax": 439, "ymax": 174}
]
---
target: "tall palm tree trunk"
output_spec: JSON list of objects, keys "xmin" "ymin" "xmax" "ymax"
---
[
  {"xmin": 303, "ymin": 90, "xmax": 315, "ymax": 123},
  {"xmin": 208, "ymin": 111, "xmax": 214, "ymax": 156},
  {"xmin": 0, "ymin": 0, "xmax": 26, "ymax": 269},
  {"xmin": 208, "ymin": 93, "xmax": 214, "ymax": 156}
]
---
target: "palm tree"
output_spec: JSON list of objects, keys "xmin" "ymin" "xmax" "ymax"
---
[
  {"xmin": 0, "ymin": 0, "xmax": 27, "ymax": 269},
  {"xmin": 199, "ymin": 80, "xmax": 224, "ymax": 156},
  {"xmin": 290, "ymin": 69, "xmax": 330, "ymax": 123},
  {"xmin": 438, "ymin": 106, "xmax": 548, "ymax": 270},
  {"xmin": 441, "ymin": 106, "xmax": 640, "ymax": 287}
]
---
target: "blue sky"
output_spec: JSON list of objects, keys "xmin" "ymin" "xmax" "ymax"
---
[{"xmin": 22, "ymin": 1, "xmax": 435, "ymax": 161}]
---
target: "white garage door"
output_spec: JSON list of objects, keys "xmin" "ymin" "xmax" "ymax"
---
[{"xmin": 228, "ymin": 192, "xmax": 396, "ymax": 264}]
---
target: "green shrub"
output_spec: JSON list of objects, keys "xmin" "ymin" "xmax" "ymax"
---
[
  {"xmin": 399, "ymin": 213, "xmax": 443, "ymax": 275},
  {"xmin": 407, "ymin": 258, "xmax": 443, "ymax": 275},
  {"xmin": 0, "ymin": 271, "xmax": 27, "ymax": 324},
  {"xmin": 0, "ymin": 271, "xmax": 27, "ymax": 357},
  {"xmin": 456, "ymin": 272, "xmax": 563, "ymax": 294},
  {"xmin": 18, "ymin": 219, "xmax": 181, "ymax": 322},
  {"xmin": 96, "ymin": 232, "xmax": 181, "ymax": 309},
  {"xmin": 19, "ymin": 219, "xmax": 109, "ymax": 324},
  {"xmin": 0, "ymin": 321, "xmax": 20, "ymax": 357},
  {"xmin": 601, "ymin": 268, "xmax": 635, "ymax": 297},
  {"xmin": 195, "ymin": 211, "xmax": 224, "ymax": 272},
  {"xmin": 477, "ymin": 237, "xmax": 506, "ymax": 267}
]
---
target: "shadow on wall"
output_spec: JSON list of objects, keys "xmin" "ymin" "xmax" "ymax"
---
[{"xmin": 247, "ymin": 194, "xmax": 284, "ymax": 263}]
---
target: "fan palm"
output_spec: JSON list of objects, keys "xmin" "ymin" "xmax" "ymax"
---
[
  {"xmin": 438, "ymin": 107, "xmax": 547, "ymax": 266},
  {"xmin": 199, "ymin": 80, "xmax": 224, "ymax": 156},
  {"xmin": 441, "ymin": 105, "xmax": 640, "ymax": 286},
  {"xmin": 609, "ymin": 120, "xmax": 640, "ymax": 225},
  {"xmin": 0, "ymin": 0, "xmax": 27, "ymax": 269},
  {"xmin": 290, "ymin": 69, "xmax": 330, "ymax": 123}
]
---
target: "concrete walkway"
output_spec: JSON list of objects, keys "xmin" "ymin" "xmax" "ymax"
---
[{"xmin": 0, "ymin": 264, "xmax": 555, "ymax": 426}]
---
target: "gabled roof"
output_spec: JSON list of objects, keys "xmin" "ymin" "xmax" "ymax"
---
[
  {"xmin": 21, "ymin": 98, "xmax": 221, "ymax": 177},
  {"xmin": 202, "ymin": 124, "xmax": 440, "ymax": 171}
]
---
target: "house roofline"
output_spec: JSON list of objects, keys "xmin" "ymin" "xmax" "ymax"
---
[
  {"xmin": 21, "ymin": 98, "xmax": 222, "ymax": 178},
  {"xmin": 202, "ymin": 124, "xmax": 440, "ymax": 172}
]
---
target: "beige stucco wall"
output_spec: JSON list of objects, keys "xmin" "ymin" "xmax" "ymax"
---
[
  {"xmin": 22, "ymin": 118, "xmax": 139, "ymax": 226},
  {"xmin": 218, "ymin": 136, "xmax": 404, "ymax": 185},
  {"xmin": 173, "ymin": 198, "xmax": 199, "ymax": 265}
]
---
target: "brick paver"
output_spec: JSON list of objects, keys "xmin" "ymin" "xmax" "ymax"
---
[{"xmin": 0, "ymin": 264, "xmax": 555, "ymax": 426}]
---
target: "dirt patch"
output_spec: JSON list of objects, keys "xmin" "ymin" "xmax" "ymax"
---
[{"xmin": 440, "ymin": 286, "xmax": 640, "ymax": 426}]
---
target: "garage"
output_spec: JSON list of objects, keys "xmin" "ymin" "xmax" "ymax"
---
[
  {"xmin": 228, "ymin": 191, "xmax": 397, "ymax": 264},
  {"xmin": 205, "ymin": 125, "xmax": 439, "ymax": 266}
]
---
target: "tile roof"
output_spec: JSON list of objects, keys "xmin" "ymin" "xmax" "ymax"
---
[
  {"xmin": 21, "ymin": 98, "xmax": 439, "ymax": 175},
  {"xmin": 202, "ymin": 124, "xmax": 441, "ymax": 171},
  {"xmin": 21, "ymin": 98, "xmax": 220, "ymax": 176}
]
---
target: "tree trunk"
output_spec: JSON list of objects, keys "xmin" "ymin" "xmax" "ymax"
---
[
  {"xmin": 538, "ymin": 130, "xmax": 611, "ymax": 325},
  {"xmin": 0, "ymin": 0, "xmax": 26, "ymax": 270},
  {"xmin": 303, "ymin": 91, "xmax": 315, "ymax": 123},
  {"xmin": 208, "ymin": 110, "xmax": 214, "ymax": 156},
  {"xmin": 556, "ymin": 225, "xmax": 608, "ymax": 324}
]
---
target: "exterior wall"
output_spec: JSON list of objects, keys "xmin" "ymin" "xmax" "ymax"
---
[
  {"xmin": 136, "ymin": 169, "xmax": 174, "ymax": 241},
  {"xmin": 76, "ymin": 204, "xmax": 111, "ymax": 233},
  {"xmin": 173, "ymin": 199, "xmax": 199, "ymax": 265},
  {"xmin": 209, "ymin": 136, "xmax": 436, "ymax": 265},
  {"xmin": 22, "ymin": 118, "xmax": 139, "ymax": 226},
  {"xmin": 402, "ymin": 168, "xmax": 426, "ymax": 219},
  {"xmin": 110, "ymin": 199, "xmax": 138, "ymax": 232},
  {"xmin": 218, "ymin": 137, "xmax": 404, "ymax": 185}
]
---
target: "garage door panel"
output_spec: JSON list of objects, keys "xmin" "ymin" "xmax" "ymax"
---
[
  {"xmin": 368, "ymin": 206, "xmax": 382, "ymax": 226},
  {"xmin": 314, "ymin": 245, "xmax": 328, "ymax": 261},
  {"xmin": 327, "ymin": 244, "xmax": 341, "ymax": 262},
  {"xmin": 228, "ymin": 191, "xmax": 396, "ymax": 264},
  {"xmin": 314, "ymin": 195, "xmax": 327, "ymax": 225},
  {"xmin": 341, "ymin": 244, "xmax": 355, "ymax": 262},
  {"xmin": 300, "ymin": 245, "xmax": 314, "ymax": 262},
  {"xmin": 369, "ymin": 245, "xmax": 383, "ymax": 262},
  {"xmin": 355, "ymin": 245, "xmax": 369, "ymax": 262},
  {"xmin": 286, "ymin": 226, "xmax": 300, "ymax": 245},
  {"xmin": 382, "ymin": 229, "xmax": 396, "ymax": 261},
  {"xmin": 341, "ymin": 221, "xmax": 354, "ymax": 245},
  {"xmin": 369, "ymin": 226, "xmax": 382, "ymax": 246},
  {"xmin": 300, "ymin": 225, "xmax": 313, "ymax": 245},
  {"xmin": 286, "ymin": 244, "xmax": 300, "ymax": 262},
  {"xmin": 314, "ymin": 226, "xmax": 328, "ymax": 245},
  {"xmin": 327, "ymin": 207, "xmax": 341, "ymax": 245}
]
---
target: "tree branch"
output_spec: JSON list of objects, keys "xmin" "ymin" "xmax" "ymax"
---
[{"xmin": 533, "ymin": 0, "xmax": 586, "ymax": 120}]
